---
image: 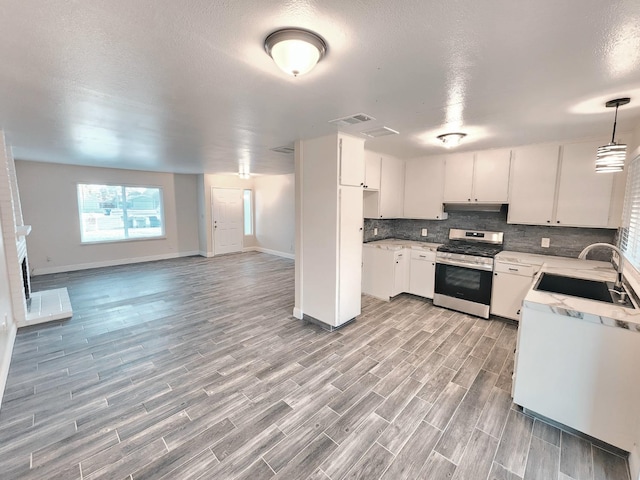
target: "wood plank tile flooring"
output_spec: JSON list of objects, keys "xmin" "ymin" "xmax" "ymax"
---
[{"xmin": 0, "ymin": 252, "xmax": 631, "ymax": 480}]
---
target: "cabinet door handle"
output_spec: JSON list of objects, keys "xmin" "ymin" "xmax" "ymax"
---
[
  {"xmin": 547, "ymin": 220, "xmax": 550, "ymax": 223},
  {"xmin": 468, "ymin": 198, "xmax": 471, "ymax": 202},
  {"xmin": 557, "ymin": 220, "xmax": 560, "ymax": 224},
  {"xmin": 508, "ymin": 268, "xmax": 518, "ymax": 272},
  {"xmin": 475, "ymin": 198, "xmax": 478, "ymax": 202},
  {"xmin": 494, "ymin": 272, "xmax": 497, "ymax": 276},
  {"xmin": 359, "ymin": 227, "xmax": 363, "ymax": 231},
  {"xmin": 419, "ymin": 254, "xmax": 426, "ymax": 258},
  {"xmin": 360, "ymin": 183, "xmax": 364, "ymax": 186}
]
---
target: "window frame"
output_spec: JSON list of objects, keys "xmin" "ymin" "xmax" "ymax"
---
[
  {"xmin": 77, "ymin": 182, "xmax": 166, "ymax": 244},
  {"xmin": 243, "ymin": 189, "xmax": 254, "ymax": 236},
  {"xmin": 620, "ymin": 153, "xmax": 640, "ymax": 271}
]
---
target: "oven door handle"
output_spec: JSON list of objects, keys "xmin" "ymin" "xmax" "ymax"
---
[{"xmin": 436, "ymin": 258, "xmax": 493, "ymax": 272}]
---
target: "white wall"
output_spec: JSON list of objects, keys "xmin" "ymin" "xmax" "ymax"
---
[
  {"xmin": 15, "ymin": 161, "xmax": 200, "ymax": 274},
  {"xmin": 0, "ymin": 133, "xmax": 19, "ymax": 407},
  {"xmin": 0, "ymin": 214, "xmax": 16, "ymax": 408},
  {"xmin": 254, "ymin": 174, "xmax": 295, "ymax": 258}
]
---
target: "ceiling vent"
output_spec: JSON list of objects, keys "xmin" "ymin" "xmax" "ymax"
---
[
  {"xmin": 328, "ymin": 113, "xmax": 375, "ymax": 127},
  {"xmin": 361, "ymin": 126, "xmax": 400, "ymax": 138},
  {"xmin": 270, "ymin": 145, "xmax": 295, "ymax": 155}
]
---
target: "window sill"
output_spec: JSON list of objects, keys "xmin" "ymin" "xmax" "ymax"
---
[{"xmin": 80, "ymin": 236, "xmax": 167, "ymax": 246}]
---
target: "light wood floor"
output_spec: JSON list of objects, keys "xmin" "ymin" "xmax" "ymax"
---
[{"xmin": 0, "ymin": 252, "xmax": 631, "ymax": 480}]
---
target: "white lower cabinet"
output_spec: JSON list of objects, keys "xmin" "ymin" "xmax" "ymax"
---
[
  {"xmin": 514, "ymin": 304, "xmax": 640, "ymax": 451},
  {"xmin": 362, "ymin": 247, "xmax": 395, "ymax": 301},
  {"xmin": 490, "ymin": 261, "xmax": 536, "ymax": 321},
  {"xmin": 392, "ymin": 250, "xmax": 409, "ymax": 297},
  {"xmin": 408, "ymin": 250, "xmax": 435, "ymax": 298},
  {"xmin": 363, "ymin": 246, "xmax": 435, "ymax": 301}
]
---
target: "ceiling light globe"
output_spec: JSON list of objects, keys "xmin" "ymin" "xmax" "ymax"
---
[
  {"xmin": 265, "ymin": 28, "xmax": 327, "ymax": 77},
  {"xmin": 437, "ymin": 132, "xmax": 467, "ymax": 148},
  {"xmin": 271, "ymin": 39, "xmax": 321, "ymax": 76}
]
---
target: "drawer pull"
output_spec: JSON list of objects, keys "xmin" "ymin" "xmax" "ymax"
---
[
  {"xmin": 419, "ymin": 255, "xmax": 426, "ymax": 258},
  {"xmin": 508, "ymin": 268, "xmax": 519, "ymax": 272}
]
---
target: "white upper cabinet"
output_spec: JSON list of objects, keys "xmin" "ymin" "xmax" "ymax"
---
[
  {"xmin": 443, "ymin": 153, "xmax": 474, "ymax": 202},
  {"xmin": 508, "ymin": 144, "xmax": 560, "ymax": 225},
  {"xmin": 339, "ymin": 133, "xmax": 365, "ymax": 187},
  {"xmin": 364, "ymin": 150, "xmax": 381, "ymax": 190},
  {"xmin": 379, "ymin": 154, "xmax": 405, "ymax": 218},
  {"xmin": 444, "ymin": 150, "xmax": 510, "ymax": 203},
  {"xmin": 507, "ymin": 139, "xmax": 623, "ymax": 228},
  {"xmin": 473, "ymin": 149, "xmax": 511, "ymax": 202},
  {"xmin": 555, "ymin": 140, "xmax": 615, "ymax": 227},
  {"xmin": 403, "ymin": 157, "xmax": 446, "ymax": 219}
]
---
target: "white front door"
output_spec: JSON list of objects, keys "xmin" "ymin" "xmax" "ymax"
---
[{"xmin": 212, "ymin": 188, "xmax": 243, "ymax": 255}]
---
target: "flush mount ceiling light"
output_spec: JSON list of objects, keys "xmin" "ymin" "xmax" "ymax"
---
[
  {"xmin": 437, "ymin": 132, "xmax": 467, "ymax": 148},
  {"xmin": 264, "ymin": 28, "xmax": 327, "ymax": 77},
  {"xmin": 596, "ymin": 97, "xmax": 630, "ymax": 173}
]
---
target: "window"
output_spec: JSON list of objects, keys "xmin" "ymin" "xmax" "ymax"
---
[
  {"xmin": 620, "ymin": 154, "xmax": 640, "ymax": 270},
  {"xmin": 243, "ymin": 189, "xmax": 253, "ymax": 235},
  {"xmin": 77, "ymin": 184, "xmax": 165, "ymax": 243}
]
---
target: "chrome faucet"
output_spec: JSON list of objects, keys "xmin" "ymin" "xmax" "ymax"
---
[{"xmin": 578, "ymin": 243, "xmax": 624, "ymax": 290}]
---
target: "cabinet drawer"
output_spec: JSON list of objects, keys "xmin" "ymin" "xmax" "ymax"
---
[
  {"xmin": 410, "ymin": 249, "xmax": 436, "ymax": 261},
  {"xmin": 494, "ymin": 261, "xmax": 534, "ymax": 277}
]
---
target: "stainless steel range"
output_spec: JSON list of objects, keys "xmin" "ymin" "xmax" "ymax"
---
[{"xmin": 433, "ymin": 228, "xmax": 504, "ymax": 318}]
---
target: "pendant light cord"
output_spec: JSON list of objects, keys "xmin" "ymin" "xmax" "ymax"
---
[{"xmin": 611, "ymin": 103, "xmax": 619, "ymax": 144}]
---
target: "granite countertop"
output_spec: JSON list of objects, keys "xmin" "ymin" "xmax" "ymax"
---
[
  {"xmin": 363, "ymin": 238, "xmax": 441, "ymax": 251},
  {"xmin": 499, "ymin": 250, "xmax": 640, "ymax": 333}
]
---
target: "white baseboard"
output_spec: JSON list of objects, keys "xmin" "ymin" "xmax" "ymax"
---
[
  {"xmin": 199, "ymin": 251, "xmax": 214, "ymax": 258},
  {"xmin": 250, "ymin": 247, "xmax": 295, "ymax": 260},
  {"xmin": 0, "ymin": 323, "xmax": 17, "ymax": 410},
  {"xmin": 293, "ymin": 307, "xmax": 303, "ymax": 319},
  {"xmin": 630, "ymin": 446, "xmax": 639, "ymax": 480},
  {"xmin": 32, "ymin": 251, "xmax": 201, "ymax": 276}
]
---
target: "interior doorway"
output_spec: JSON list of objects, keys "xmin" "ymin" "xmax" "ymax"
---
[{"xmin": 211, "ymin": 188, "xmax": 243, "ymax": 255}]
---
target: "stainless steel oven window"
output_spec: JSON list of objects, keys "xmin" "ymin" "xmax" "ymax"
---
[
  {"xmin": 444, "ymin": 266, "xmax": 482, "ymax": 290},
  {"xmin": 435, "ymin": 263, "xmax": 493, "ymax": 306}
]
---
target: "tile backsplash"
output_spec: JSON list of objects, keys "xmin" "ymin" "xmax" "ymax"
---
[{"xmin": 364, "ymin": 210, "xmax": 616, "ymax": 260}]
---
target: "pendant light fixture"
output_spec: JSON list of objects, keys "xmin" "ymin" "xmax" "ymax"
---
[
  {"xmin": 596, "ymin": 97, "xmax": 630, "ymax": 173},
  {"xmin": 437, "ymin": 132, "xmax": 467, "ymax": 148},
  {"xmin": 264, "ymin": 28, "xmax": 327, "ymax": 77}
]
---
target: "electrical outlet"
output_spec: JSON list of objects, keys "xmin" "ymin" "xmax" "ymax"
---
[
  {"xmin": 421, "ymin": 228, "xmax": 428, "ymax": 237},
  {"xmin": 374, "ymin": 228, "xmax": 378, "ymax": 236},
  {"xmin": 541, "ymin": 238, "xmax": 550, "ymax": 248}
]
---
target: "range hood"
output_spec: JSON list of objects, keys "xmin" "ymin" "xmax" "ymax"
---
[{"xmin": 443, "ymin": 203, "xmax": 506, "ymax": 213}]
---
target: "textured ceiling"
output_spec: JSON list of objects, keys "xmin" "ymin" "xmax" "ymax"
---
[{"xmin": 1, "ymin": 0, "xmax": 640, "ymax": 175}]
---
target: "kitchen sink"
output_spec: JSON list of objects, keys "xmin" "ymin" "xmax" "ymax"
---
[{"xmin": 534, "ymin": 273, "xmax": 635, "ymax": 309}]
